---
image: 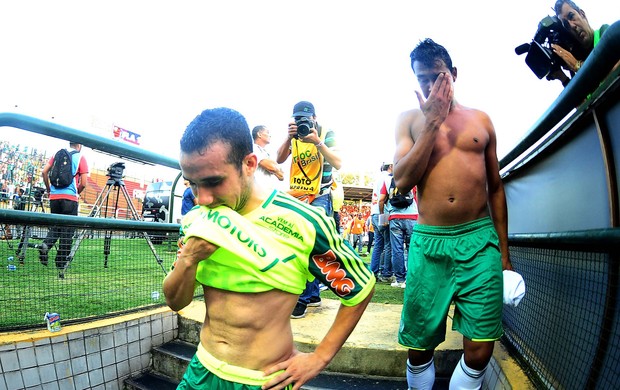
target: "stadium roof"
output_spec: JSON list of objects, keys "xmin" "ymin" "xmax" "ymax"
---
[{"xmin": 343, "ymin": 185, "xmax": 372, "ymax": 202}]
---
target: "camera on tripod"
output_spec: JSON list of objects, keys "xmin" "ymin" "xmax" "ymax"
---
[
  {"xmin": 295, "ymin": 117, "xmax": 314, "ymax": 138},
  {"xmin": 107, "ymin": 162, "xmax": 126, "ymax": 180},
  {"xmin": 32, "ymin": 187, "xmax": 45, "ymax": 203},
  {"xmin": 515, "ymin": 15, "xmax": 582, "ymax": 80}
]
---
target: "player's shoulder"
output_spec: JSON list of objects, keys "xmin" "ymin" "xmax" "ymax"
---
[
  {"xmin": 397, "ymin": 108, "xmax": 423, "ymax": 121},
  {"xmin": 456, "ymin": 103, "xmax": 490, "ymax": 120}
]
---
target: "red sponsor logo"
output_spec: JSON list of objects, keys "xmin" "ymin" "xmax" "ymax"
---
[{"xmin": 313, "ymin": 250, "xmax": 354, "ymax": 295}]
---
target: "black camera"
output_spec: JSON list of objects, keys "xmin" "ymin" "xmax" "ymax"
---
[
  {"xmin": 32, "ymin": 187, "xmax": 45, "ymax": 203},
  {"xmin": 107, "ymin": 162, "xmax": 126, "ymax": 180},
  {"xmin": 295, "ymin": 117, "xmax": 313, "ymax": 138},
  {"xmin": 515, "ymin": 15, "xmax": 582, "ymax": 80}
]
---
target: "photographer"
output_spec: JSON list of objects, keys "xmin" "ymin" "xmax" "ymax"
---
[
  {"xmin": 276, "ymin": 101, "xmax": 342, "ymax": 319},
  {"xmin": 549, "ymin": 0, "xmax": 615, "ymax": 86},
  {"xmin": 39, "ymin": 141, "xmax": 89, "ymax": 279}
]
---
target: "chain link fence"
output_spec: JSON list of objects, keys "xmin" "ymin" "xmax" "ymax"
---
[
  {"xmin": 0, "ymin": 209, "xmax": 180, "ymax": 331},
  {"xmin": 504, "ymin": 230, "xmax": 620, "ymax": 390}
]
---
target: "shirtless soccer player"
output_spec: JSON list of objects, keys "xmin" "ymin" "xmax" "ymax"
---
[
  {"xmin": 163, "ymin": 107, "xmax": 375, "ymax": 390},
  {"xmin": 393, "ymin": 39, "xmax": 514, "ymax": 389}
]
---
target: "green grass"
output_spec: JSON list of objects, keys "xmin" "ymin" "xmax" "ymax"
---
[
  {"xmin": 322, "ymin": 248, "xmax": 405, "ymax": 305},
  {"xmin": 0, "ymin": 233, "xmax": 402, "ymax": 330},
  {"xmin": 0, "ymin": 233, "xmax": 178, "ymax": 329},
  {"xmin": 322, "ymin": 281, "xmax": 404, "ymax": 305}
]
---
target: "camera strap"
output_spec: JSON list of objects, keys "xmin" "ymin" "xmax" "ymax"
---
[{"xmin": 289, "ymin": 130, "xmax": 326, "ymax": 196}]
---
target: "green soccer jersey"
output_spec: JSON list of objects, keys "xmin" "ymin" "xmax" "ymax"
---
[{"xmin": 180, "ymin": 190, "xmax": 375, "ymax": 306}]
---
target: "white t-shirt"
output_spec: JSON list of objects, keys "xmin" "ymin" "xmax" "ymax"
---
[
  {"xmin": 253, "ymin": 143, "xmax": 280, "ymax": 188},
  {"xmin": 370, "ymin": 171, "xmax": 392, "ymax": 215}
]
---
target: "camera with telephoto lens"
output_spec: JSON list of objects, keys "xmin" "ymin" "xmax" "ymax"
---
[
  {"xmin": 295, "ymin": 117, "xmax": 313, "ymax": 138},
  {"xmin": 107, "ymin": 162, "xmax": 126, "ymax": 180},
  {"xmin": 515, "ymin": 15, "xmax": 583, "ymax": 80}
]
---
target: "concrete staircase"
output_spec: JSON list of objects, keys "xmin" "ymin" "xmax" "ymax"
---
[
  {"xmin": 122, "ymin": 314, "xmax": 414, "ymax": 390},
  {"xmin": 123, "ymin": 315, "xmax": 198, "ymax": 389},
  {"xmin": 122, "ymin": 298, "xmax": 526, "ymax": 389}
]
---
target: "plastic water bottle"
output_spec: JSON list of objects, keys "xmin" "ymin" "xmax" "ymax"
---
[
  {"xmin": 7, "ymin": 264, "xmax": 16, "ymax": 271},
  {"xmin": 44, "ymin": 312, "xmax": 62, "ymax": 332},
  {"xmin": 7, "ymin": 256, "xmax": 14, "ymax": 263},
  {"xmin": 151, "ymin": 291, "xmax": 160, "ymax": 301}
]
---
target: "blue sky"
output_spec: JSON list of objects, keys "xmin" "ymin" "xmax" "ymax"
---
[{"xmin": 1, "ymin": 0, "xmax": 615, "ymax": 181}]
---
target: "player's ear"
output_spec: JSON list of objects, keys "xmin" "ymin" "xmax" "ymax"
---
[
  {"xmin": 451, "ymin": 67, "xmax": 458, "ymax": 82},
  {"xmin": 244, "ymin": 153, "xmax": 258, "ymax": 175}
]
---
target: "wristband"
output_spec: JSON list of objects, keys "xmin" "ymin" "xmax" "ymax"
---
[
  {"xmin": 315, "ymin": 141, "xmax": 324, "ymax": 148},
  {"xmin": 575, "ymin": 60, "xmax": 582, "ymax": 72}
]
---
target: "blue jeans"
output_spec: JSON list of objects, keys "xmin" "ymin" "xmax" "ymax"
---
[
  {"xmin": 350, "ymin": 233, "xmax": 363, "ymax": 253},
  {"xmin": 299, "ymin": 192, "xmax": 333, "ymax": 305},
  {"xmin": 310, "ymin": 193, "xmax": 333, "ymax": 217},
  {"xmin": 389, "ymin": 218, "xmax": 415, "ymax": 283},
  {"xmin": 370, "ymin": 214, "xmax": 391, "ymax": 277}
]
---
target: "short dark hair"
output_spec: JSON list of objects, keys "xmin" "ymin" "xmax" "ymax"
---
[
  {"xmin": 554, "ymin": 0, "xmax": 581, "ymax": 16},
  {"xmin": 251, "ymin": 125, "xmax": 267, "ymax": 140},
  {"xmin": 410, "ymin": 38, "xmax": 454, "ymax": 73},
  {"xmin": 180, "ymin": 107, "xmax": 253, "ymax": 170}
]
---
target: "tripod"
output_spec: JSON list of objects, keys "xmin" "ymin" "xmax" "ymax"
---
[{"xmin": 66, "ymin": 173, "xmax": 165, "ymax": 273}]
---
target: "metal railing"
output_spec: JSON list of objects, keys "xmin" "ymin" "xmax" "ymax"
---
[
  {"xmin": 0, "ymin": 208, "xmax": 181, "ymax": 330},
  {"xmin": 0, "ymin": 113, "xmax": 185, "ymax": 331}
]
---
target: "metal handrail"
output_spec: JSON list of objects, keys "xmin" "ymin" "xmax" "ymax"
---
[{"xmin": 0, "ymin": 208, "xmax": 179, "ymax": 232}]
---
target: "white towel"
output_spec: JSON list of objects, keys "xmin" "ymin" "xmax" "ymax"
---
[{"xmin": 503, "ymin": 270, "xmax": 526, "ymax": 307}]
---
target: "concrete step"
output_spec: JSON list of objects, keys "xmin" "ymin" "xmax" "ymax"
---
[
  {"xmin": 123, "ymin": 371, "xmax": 178, "ymax": 390},
  {"xmin": 152, "ymin": 339, "xmax": 196, "ymax": 382}
]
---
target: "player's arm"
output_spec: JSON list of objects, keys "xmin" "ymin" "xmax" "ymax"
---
[
  {"xmin": 394, "ymin": 72, "xmax": 452, "ymax": 193},
  {"xmin": 483, "ymin": 113, "xmax": 513, "ymax": 271},
  {"xmin": 163, "ymin": 237, "xmax": 217, "ymax": 311}
]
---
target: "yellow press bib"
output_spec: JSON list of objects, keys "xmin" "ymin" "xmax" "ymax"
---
[{"xmin": 289, "ymin": 134, "xmax": 325, "ymax": 195}]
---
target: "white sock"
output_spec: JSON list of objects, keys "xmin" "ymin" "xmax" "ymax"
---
[
  {"xmin": 406, "ymin": 357, "xmax": 435, "ymax": 390},
  {"xmin": 449, "ymin": 354, "xmax": 487, "ymax": 390}
]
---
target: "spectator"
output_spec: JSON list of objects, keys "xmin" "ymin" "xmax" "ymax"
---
[
  {"xmin": 369, "ymin": 162, "xmax": 393, "ymax": 280},
  {"xmin": 276, "ymin": 101, "xmax": 342, "ymax": 319},
  {"xmin": 348, "ymin": 213, "xmax": 366, "ymax": 256},
  {"xmin": 385, "ymin": 179, "xmax": 418, "ymax": 289},
  {"xmin": 365, "ymin": 215, "xmax": 374, "ymax": 255},
  {"xmin": 39, "ymin": 141, "xmax": 89, "ymax": 279},
  {"xmin": 181, "ymin": 179, "xmax": 197, "ymax": 217},
  {"xmin": 164, "ymin": 107, "xmax": 375, "ymax": 390},
  {"xmin": 331, "ymin": 175, "xmax": 345, "ymax": 234},
  {"xmin": 394, "ymin": 38, "xmax": 512, "ymax": 388}
]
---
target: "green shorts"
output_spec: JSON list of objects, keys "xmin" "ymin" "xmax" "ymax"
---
[
  {"xmin": 177, "ymin": 343, "xmax": 292, "ymax": 390},
  {"xmin": 398, "ymin": 217, "xmax": 503, "ymax": 350}
]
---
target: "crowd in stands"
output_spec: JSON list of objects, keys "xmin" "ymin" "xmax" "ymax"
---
[
  {"xmin": 0, "ymin": 141, "xmax": 48, "ymax": 208},
  {"xmin": 338, "ymin": 202, "xmax": 371, "ymax": 238}
]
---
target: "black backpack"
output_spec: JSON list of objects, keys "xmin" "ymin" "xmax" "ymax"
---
[
  {"xmin": 388, "ymin": 177, "xmax": 414, "ymax": 209},
  {"xmin": 49, "ymin": 149, "xmax": 78, "ymax": 188}
]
